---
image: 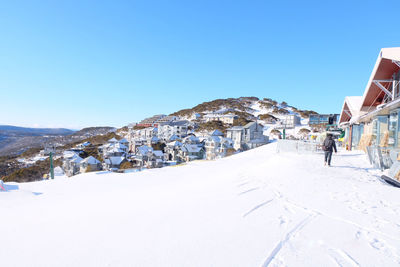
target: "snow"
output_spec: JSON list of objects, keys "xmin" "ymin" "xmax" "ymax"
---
[
  {"xmin": 181, "ymin": 144, "xmax": 202, "ymax": 153},
  {"xmin": 153, "ymin": 150, "xmax": 164, "ymax": 157},
  {"xmin": 80, "ymin": 156, "xmax": 101, "ymax": 165},
  {"xmin": 210, "ymin": 129, "xmax": 224, "ymax": 136},
  {"xmin": 137, "ymin": 145, "xmax": 153, "ymax": 155},
  {"xmin": 118, "ymin": 138, "xmax": 128, "ymax": 143},
  {"xmin": 104, "ymin": 156, "xmax": 125, "ymax": 165},
  {"xmin": 1, "ymin": 143, "xmax": 400, "ymax": 266}
]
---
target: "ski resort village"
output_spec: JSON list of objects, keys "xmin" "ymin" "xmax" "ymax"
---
[{"xmin": 2, "ymin": 1, "xmax": 400, "ymax": 264}]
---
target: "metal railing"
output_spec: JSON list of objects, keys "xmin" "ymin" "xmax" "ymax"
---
[
  {"xmin": 366, "ymin": 146, "xmax": 399, "ymax": 170},
  {"xmin": 276, "ymin": 139, "xmax": 323, "ymax": 154}
]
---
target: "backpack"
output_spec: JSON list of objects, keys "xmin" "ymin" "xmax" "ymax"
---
[{"xmin": 323, "ymin": 139, "xmax": 333, "ymax": 151}]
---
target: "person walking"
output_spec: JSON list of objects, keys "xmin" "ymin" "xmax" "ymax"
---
[{"xmin": 323, "ymin": 134, "xmax": 337, "ymax": 166}]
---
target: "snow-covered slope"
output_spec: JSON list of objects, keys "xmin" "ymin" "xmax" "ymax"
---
[{"xmin": 1, "ymin": 143, "xmax": 400, "ymax": 266}]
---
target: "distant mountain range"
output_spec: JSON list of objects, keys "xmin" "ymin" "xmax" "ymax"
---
[
  {"xmin": 0, "ymin": 125, "xmax": 115, "ymax": 156},
  {"xmin": 0, "ymin": 125, "xmax": 75, "ymax": 136}
]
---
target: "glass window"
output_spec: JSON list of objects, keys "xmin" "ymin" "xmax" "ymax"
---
[
  {"xmin": 320, "ymin": 116, "xmax": 329, "ymax": 122},
  {"xmin": 389, "ymin": 111, "xmax": 398, "ymax": 147},
  {"xmin": 378, "ymin": 116, "xmax": 389, "ymax": 146}
]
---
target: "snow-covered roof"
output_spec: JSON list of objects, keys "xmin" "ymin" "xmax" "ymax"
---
[
  {"xmin": 167, "ymin": 141, "xmax": 183, "ymax": 147},
  {"xmin": 63, "ymin": 150, "xmax": 78, "ymax": 159},
  {"xmin": 183, "ymin": 135, "xmax": 200, "ymax": 143},
  {"xmin": 151, "ymin": 136, "xmax": 160, "ymax": 142},
  {"xmin": 81, "ymin": 156, "xmax": 101, "ymax": 165},
  {"xmin": 108, "ymin": 137, "xmax": 118, "ymax": 143},
  {"xmin": 114, "ymin": 143, "xmax": 128, "ymax": 150},
  {"xmin": 68, "ymin": 154, "xmax": 83, "ymax": 163},
  {"xmin": 166, "ymin": 120, "xmax": 190, "ymax": 126},
  {"xmin": 207, "ymin": 135, "xmax": 222, "ymax": 143},
  {"xmin": 169, "ymin": 135, "xmax": 180, "ymax": 141},
  {"xmin": 204, "ymin": 113, "xmax": 237, "ymax": 118},
  {"xmin": 339, "ymin": 96, "xmax": 363, "ymax": 124},
  {"xmin": 107, "ymin": 146, "xmax": 125, "ymax": 153},
  {"xmin": 181, "ymin": 144, "xmax": 203, "ymax": 153},
  {"xmin": 54, "ymin": 166, "xmax": 65, "ymax": 176},
  {"xmin": 104, "ymin": 156, "xmax": 125, "ymax": 165},
  {"xmin": 244, "ymin": 121, "xmax": 256, "ymax": 128},
  {"xmin": 119, "ymin": 138, "xmax": 128, "ymax": 143},
  {"xmin": 228, "ymin": 126, "xmax": 244, "ymax": 131},
  {"xmin": 137, "ymin": 145, "xmax": 153, "ymax": 155},
  {"xmin": 360, "ymin": 47, "xmax": 400, "ymax": 110},
  {"xmin": 211, "ymin": 129, "xmax": 224, "ymax": 136},
  {"xmin": 153, "ymin": 150, "xmax": 164, "ymax": 157}
]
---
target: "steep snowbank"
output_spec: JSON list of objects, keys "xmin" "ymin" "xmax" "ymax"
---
[{"xmin": 1, "ymin": 143, "xmax": 400, "ymax": 266}]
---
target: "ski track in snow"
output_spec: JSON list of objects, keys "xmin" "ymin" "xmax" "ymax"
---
[
  {"xmin": 234, "ymin": 148, "xmax": 400, "ymax": 266},
  {"xmin": 243, "ymin": 199, "xmax": 274, "ymax": 217},
  {"xmin": 261, "ymin": 213, "xmax": 318, "ymax": 267}
]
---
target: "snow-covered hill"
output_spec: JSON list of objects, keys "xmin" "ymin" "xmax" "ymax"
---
[{"xmin": 1, "ymin": 143, "xmax": 399, "ymax": 266}]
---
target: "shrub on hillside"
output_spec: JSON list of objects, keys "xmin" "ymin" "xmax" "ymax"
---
[
  {"xmin": 258, "ymin": 114, "xmax": 278, "ymax": 123},
  {"xmin": 120, "ymin": 161, "xmax": 133, "ymax": 170},
  {"xmin": 259, "ymin": 101, "xmax": 274, "ymax": 109},
  {"xmin": 233, "ymin": 118, "xmax": 252, "ymax": 127},
  {"xmin": 3, "ymin": 158, "xmax": 62, "ymax": 183},
  {"xmin": 197, "ymin": 121, "xmax": 228, "ymax": 133},
  {"xmin": 270, "ymin": 129, "xmax": 281, "ymax": 136},
  {"xmin": 272, "ymin": 107, "xmax": 289, "ymax": 115},
  {"xmin": 298, "ymin": 128, "xmax": 311, "ymax": 135}
]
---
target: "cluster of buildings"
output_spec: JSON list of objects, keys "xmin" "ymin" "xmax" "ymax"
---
[
  {"xmin": 61, "ymin": 113, "xmax": 270, "ymax": 176},
  {"xmin": 339, "ymin": 47, "xmax": 400, "ymax": 151}
]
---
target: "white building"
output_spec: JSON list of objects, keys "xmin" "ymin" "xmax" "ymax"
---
[
  {"xmin": 226, "ymin": 122, "xmax": 268, "ymax": 150},
  {"xmin": 158, "ymin": 121, "xmax": 190, "ymax": 141},
  {"xmin": 79, "ymin": 156, "xmax": 102, "ymax": 173},
  {"xmin": 204, "ymin": 133, "xmax": 234, "ymax": 160},
  {"xmin": 276, "ymin": 114, "xmax": 301, "ymax": 129},
  {"xmin": 203, "ymin": 113, "xmax": 238, "ymax": 124}
]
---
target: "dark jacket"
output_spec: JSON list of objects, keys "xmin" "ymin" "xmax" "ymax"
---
[{"xmin": 323, "ymin": 136, "xmax": 337, "ymax": 152}]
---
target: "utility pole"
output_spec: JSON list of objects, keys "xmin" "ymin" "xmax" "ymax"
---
[{"xmin": 50, "ymin": 152, "xmax": 54, "ymax": 179}]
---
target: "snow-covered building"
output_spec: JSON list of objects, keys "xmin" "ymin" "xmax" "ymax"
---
[
  {"xmin": 158, "ymin": 120, "xmax": 190, "ymax": 141},
  {"xmin": 275, "ymin": 114, "xmax": 301, "ymax": 129},
  {"xmin": 99, "ymin": 138, "xmax": 129, "ymax": 170},
  {"xmin": 210, "ymin": 129, "xmax": 224, "ymax": 137},
  {"xmin": 191, "ymin": 113, "xmax": 201, "ymax": 120},
  {"xmin": 308, "ymin": 114, "xmax": 339, "ymax": 127},
  {"xmin": 75, "ymin": 141, "xmax": 92, "ymax": 150},
  {"xmin": 79, "ymin": 156, "xmax": 102, "ymax": 173},
  {"xmin": 203, "ymin": 113, "xmax": 238, "ymax": 124},
  {"xmin": 118, "ymin": 138, "xmax": 129, "ymax": 148},
  {"xmin": 204, "ymin": 134, "xmax": 233, "ymax": 160},
  {"xmin": 182, "ymin": 134, "xmax": 201, "ymax": 145},
  {"xmin": 137, "ymin": 114, "xmax": 167, "ymax": 128},
  {"xmin": 39, "ymin": 145, "xmax": 57, "ymax": 156},
  {"xmin": 339, "ymin": 47, "xmax": 400, "ymax": 151},
  {"xmin": 179, "ymin": 144, "xmax": 205, "ymax": 161},
  {"xmin": 104, "ymin": 156, "xmax": 127, "ymax": 170},
  {"xmin": 135, "ymin": 146, "xmax": 164, "ymax": 168},
  {"xmin": 128, "ymin": 127, "xmax": 158, "ymax": 151},
  {"xmin": 164, "ymin": 141, "xmax": 183, "ymax": 162},
  {"xmin": 338, "ymin": 96, "xmax": 364, "ymax": 150},
  {"xmin": 226, "ymin": 122, "xmax": 268, "ymax": 150},
  {"xmin": 62, "ymin": 153, "xmax": 83, "ymax": 177},
  {"xmin": 156, "ymin": 115, "xmax": 180, "ymax": 124}
]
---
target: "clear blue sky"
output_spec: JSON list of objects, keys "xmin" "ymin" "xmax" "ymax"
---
[{"xmin": 1, "ymin": 0, "xmax": 399, "ymax": 129}]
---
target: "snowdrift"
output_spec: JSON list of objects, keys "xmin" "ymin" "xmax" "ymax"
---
[{"xmin": 1, "ymin": 143, "xmax": 400, "ymax": 266}]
